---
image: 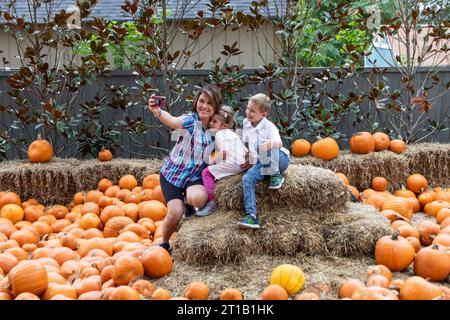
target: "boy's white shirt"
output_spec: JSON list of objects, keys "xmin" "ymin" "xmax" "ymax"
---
[
  {"xmin": 242, "ymin": 117, "xmax": 290, "ymax": 162},
  {"xmin": 208, "ymin": 129, "xmax": 248, "ymax": 180}
]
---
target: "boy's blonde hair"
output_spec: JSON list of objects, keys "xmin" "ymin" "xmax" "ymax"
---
[
  {"xmin": 215, "ymin": 105, "xmax": 237, "ymax": 130},
  {"xmin": 249, "ymin": 93, "xmax": 271, "ymax": 113}
]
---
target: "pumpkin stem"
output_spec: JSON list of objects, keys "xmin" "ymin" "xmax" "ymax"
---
[
  {"xmin": 391, "ymin": 231, "xmax": 400, "ymax": 240},
  {"xmin": 37, "ymin": 133, "xmax": 42, "ymax": 140},
  {"xmin": 431, "ymin": 244, "xmax": 439, "ymax": 250}
]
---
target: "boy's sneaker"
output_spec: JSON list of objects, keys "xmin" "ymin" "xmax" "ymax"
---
[
  {"xmin": 237, "ymin": 215, "xmax": 260, "ymax": 229},
  {"xmin": 196, "ymin": 200, "xmax": 218, "ymax": 217},
  {"xmin": 182, "ymin": 204, "xmax": 196, "ymax": 220},
  {"xmin": 268, "ymin": 175, "xmax": 285, "ymax": 189},
  {"xmin": 159, "ymin": 242, "xmax": 173, "ymax": 254}
]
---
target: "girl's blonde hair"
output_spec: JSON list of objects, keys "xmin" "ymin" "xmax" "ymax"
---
[
  {"xmin": 249, "ymin": 93, "xmax": 271, "ymax": 113},
  {"xmin": 215, "ymin": 105, "xmax": 236, "ymax": 130}
]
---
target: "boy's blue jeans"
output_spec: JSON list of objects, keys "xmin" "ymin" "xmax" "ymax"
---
[{"xmin": 242, "ymin": 149, "xmax": 290, "ymax": 219}]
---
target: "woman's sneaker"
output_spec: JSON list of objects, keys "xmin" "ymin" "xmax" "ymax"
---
[
  {"xmin": 268, "ymin": 174, "xmax": 285, "ymax": 189},
  {"xmin": 196, "ymin": 200, "xmax": 218, "ymax": 217},
  {"xmin": 182, "ymin": 204, "xmax": 196, "ymax": 220},
  {"xmin": 237, "ymin": 215, "xmax": 260, "ymax": 229},
  {"xmin": 159, "ymin": 242, "xmax": 173, "ymax": 254}
]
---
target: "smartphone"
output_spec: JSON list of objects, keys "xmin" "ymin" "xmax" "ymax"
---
[{"xmin": 153, "ymin": 95, "xmax": 166, "ymax": 108}]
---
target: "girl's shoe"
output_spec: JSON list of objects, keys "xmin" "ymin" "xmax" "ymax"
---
[{"xmin": 196, "ymin": 200, "xmax": 218, "ymax": 217}]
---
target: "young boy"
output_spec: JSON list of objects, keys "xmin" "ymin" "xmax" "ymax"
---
[{"xmin": 238, "ymin": 93, "xmax": 290, "ymax": 229}]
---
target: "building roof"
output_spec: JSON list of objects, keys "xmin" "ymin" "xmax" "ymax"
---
[{"xmin": 0, "ymin": 0, "xmax": 286, "ymax": 23}]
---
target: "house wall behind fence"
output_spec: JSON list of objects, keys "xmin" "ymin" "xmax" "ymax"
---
[{"xmin": 0, "ymin": 67, "xmax": 449, "ymax": 160}]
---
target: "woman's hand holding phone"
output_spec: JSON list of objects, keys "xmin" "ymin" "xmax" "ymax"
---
[{"xmin": 148, "ymin": 95, "xmax": 166, "ymax": 118}]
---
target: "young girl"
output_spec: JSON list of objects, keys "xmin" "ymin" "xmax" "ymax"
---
[
  {"xmin": 148, "ymin": 84, "xmax": 222, "ymax": 252},
  {"xmin": 196, "ymin": 106, "xmax": 248, "ymax": 216}
]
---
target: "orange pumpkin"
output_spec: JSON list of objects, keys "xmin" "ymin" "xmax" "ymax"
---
[
  {"xmin": 119, "ymin": 175, "xmax": 138, "ymax": 190},
  {"xmin": 406, "ymin": 174, "xmax": 427, "ymax": 194},
  {"xmin": 98, "ymin": 148, "xmax": 113, "ymax": 162},
  {"xmin": 375, "ymin": 231, "xmax": 415, "ymax": 271},
  {"xmin": 108, "ymin": 286, "xmax": 141, "ymax": 300},
  {"xmin": 27, "ymin": 133, "xmax": 53, "ymax": 163},
  {"xmin": 338, "ymin": 279, "xmax": 365, "ymax": 299},
  {"xmin": 382, "ymin": 197, "xmax": 413, "ymax": 220},
  {"xmin": 141, "ymin": 174, "xmax": 160, "ymax": 189},
  {"xmin": 352, "ymin": 286, "xmax": 398, "ymax": 300},
  {"xmin": 424, "ymin": 200, "xmax": 450, "ymax": 217},
  {"xmin": 219, "ymin": 288, "xmax": 243, "ymax": 300},
  {"xmin": 8, "ymin": 261, "xmax": 48, "ymax": 296},
  {"xmin": 389, "ymin": 139, "xmax": 406, "ymax": 154},
  {"xmin": 141, "ymin": 246, "xmax": 173, "ymax": 279},
  {"xmin": 291, "ymin": 139, "xmax": 311, "ymax": 157},
  {"xmin": 151, "ymin": 288, "xmax": 171, "ymax": 300},
  {"xmin": 100, "ymin": 205, "xmax": 125, "ymax": 225},
  {"xmin": 0, "ymin": 204, "xmax": 24, "ymax": 224},
  {"xmin": 371, "ymin": 177, "xmax": 388, "ymax": 192},
  {"xmin": 138, "ymin": 201, "xmax": 167, "ymax": 222},
  {"xmin": 310, "ymin": 137, "xmax": 339, "ymax": 161},
  {"xmin": 260, "ymin": 284, "xmax": 289, "ymax": 300},
  {"xmin": 372, "ymin": 132, "xmax": 391, "ymax": 151},
  {"xmin": 103, "ymin": 216, "xmax": 133, "ymax": 238},
  {"xmin": 413, "ymin": 244, "xmax": 450, "ymax": 281},
  {"xmin": 349, "ymin": 132, "xmax": 375, "ymax": 154},
  {"xmin": 0, "ymin": 192, "xmax": 22, "ymax": 208},
  {"xmin": 367, "ymin": 265, "xmax": 392, "ymax": 281},
  {"xmin": 399, "ymin": 276, "xmax": 444, "ymax": 300},
  {"xmin": 131, "ymin": 279, "xmax": 156, "ymax": 298},
  {"xmin": 111, "ymin": 255, "xmax": 144, "ymax": 286},
  {"xmin": 184, "ymin": 281, "xmax": 209, "ymax": 300}
]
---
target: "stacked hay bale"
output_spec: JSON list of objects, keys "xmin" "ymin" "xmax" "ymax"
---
[
  {"xmin": 291, "ymin": 143, "xmax": 450, "ymax": 190},
  {"xmin": 405, "ymin": 143, "xmax": 450, "ymax": 188},
  {"xmin": 174, "ymin": 165, "xmax": 391, "ymax": 265},
  {"xmin": 0, "ymin": 157, "xmax": 163, "ymax": 205},
  {"xmin": 0, "ymin": 158, "xmax": 80, "ymax": 205},
  {"xmin": 73, "ymin": 158, "xmax": 163, "ymax": 191}
]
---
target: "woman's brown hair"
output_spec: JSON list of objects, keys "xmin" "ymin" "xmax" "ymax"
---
[{"xmin": 192, "ymin": 84, "xmax": 223, "ymax": 114}]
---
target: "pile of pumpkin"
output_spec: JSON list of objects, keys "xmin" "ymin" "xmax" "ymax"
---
[
  {"xmin": 335, "ymin": 172, "xmax": 450, "ymax": 299},
  {"xmin": 0, "ymin": 177, "xmax": 309, "ymax": 302},
  {"xmin": 0, "ymin": 174, "xmax": 184, "ymax": 300},
  {"xmin": 339, "ymin": 264, "xmax": 449, "ymax": 300},
  {"xmin": 291, "ymin": 131, "xmax": 406, "ymax": 160}
]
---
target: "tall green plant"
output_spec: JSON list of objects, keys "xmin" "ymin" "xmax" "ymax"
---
[
  {"xmin": 238, "ymin": 0, "xmax": 368, "ymax": 142},
  {"xmin": 363, "ymin": 0, "xmax": 450, "ymax": 143},
  {"xmin": 0, "ymin": 0, "xmax": 121, "ymax": 158}
]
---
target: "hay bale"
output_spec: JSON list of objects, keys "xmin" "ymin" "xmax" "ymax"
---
[
  {"xmin": 174, "ymin": 211, "xmax": 254, "ymax": 265},
  {"xmin": 73, "ymin": 158, "xmax": 163, "ymax": 192},
  {"xmin": 0, "ymin": 158, "xmax": 80, "ymax": 205},
  {"xmin": 215, "ymin": 165, "xmax": 349, "ymax": 213},
  {"xmin": 175, "ymin": 201, "xmax": 394, "ymax": 266},
  {"xmin": 405, "ymin": 143, "xmax": 450, "ymax": 188},
  {"xmin": 252, "ymin": 208, "xmax": 325, "ymax": 256},
  {"xmin": 291, "ymin": 150, "xmax": 410, "ymax": 191},
  {"xmin": 322, "ymin": 202, "xmax": 391, "ymax": 257},
  {"xmin": 0, "ymin": 157, "xmax": 164, "ymax": 205},
  {"xmin": 175, "ymin": 206, "xmax": 327, "ymax": 266}
]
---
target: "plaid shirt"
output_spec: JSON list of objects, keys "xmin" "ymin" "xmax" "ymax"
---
[{"xmin": 160, "ymin": 112, "xmax": 213, "ymax": 188}]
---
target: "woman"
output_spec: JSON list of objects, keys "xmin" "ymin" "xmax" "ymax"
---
[{"xmin": 148, "ymin": 84, "xmax": 222, "ymax": 252}]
